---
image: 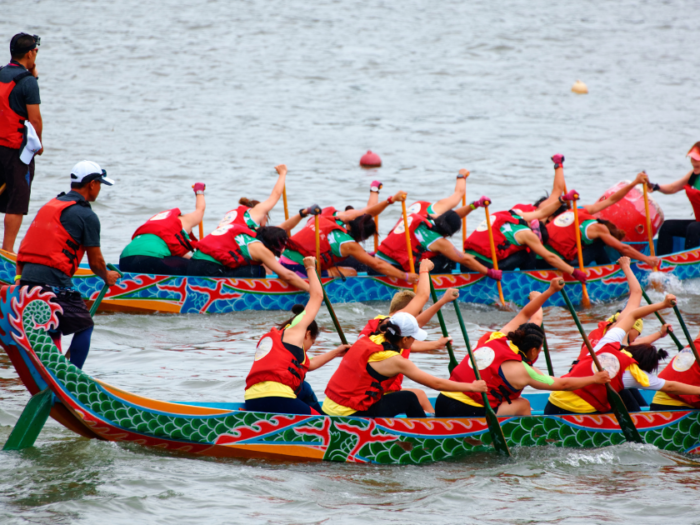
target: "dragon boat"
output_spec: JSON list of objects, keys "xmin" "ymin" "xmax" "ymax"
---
[
  {"xmin": 2, "ymin": 246, "xmax": 699, "ymax": 314},
  {"xmin": 3, "ymin": 284, "xmax": 700, "ymax": 464}
]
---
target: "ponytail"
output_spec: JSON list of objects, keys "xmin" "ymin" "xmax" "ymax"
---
[
  {"xmin": 377, "ymin": 321, "xmax": 403, "ymax": 346},
  {"xmin": 239, "ymin": 197, "xmax": 260, "ymax": 209},
  {"xmin": 277, "ymin": 304, "xmax": 319, "ymax": 339},
  {"xmin": 627, "ymin": 344, "xmax": 668, "ymax": 373}
]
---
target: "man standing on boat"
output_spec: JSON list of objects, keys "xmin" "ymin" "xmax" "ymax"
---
[
  {"xmin": 15, "ymin": 160, "xmax": 119, "ymax": 369},
  {"xmin": 0, "ymin": 33, "xmax": 44, "ymax": 253}
]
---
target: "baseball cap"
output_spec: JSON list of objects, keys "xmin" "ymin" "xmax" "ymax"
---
[
  {"xmin": 389, "ymin": 312, "xmax": 428, "ymax": 341},
  {"xmin": 70, "ymin": 160, "xmax": 115, "ymax": 186},
  {"xmin": 687, "ymin": 146, "xmax": 700, "ymax": 162},
  {"xmin": 606, "ymin": 311, "xmax": 643, "ymax": 334}
]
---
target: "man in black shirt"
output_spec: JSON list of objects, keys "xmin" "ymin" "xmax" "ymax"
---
[
  {"xmin": 17, "ymin": 160, "xmax": 119, "ymax": 369},
  {"xmin": 0, "ymin": 33, "xmax": 43, "ymax": 253}
]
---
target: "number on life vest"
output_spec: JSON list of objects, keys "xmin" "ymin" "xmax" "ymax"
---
[
  {"xmin": 468, "ymin": 346, "xmax": 495, "ymax": 370},
  {"xmin": 476, "ymin": 219, "xmax": 488, "ymax": 232},
  {"xmin": 393, "ymin": 216, "xmax": 413, "ymax": 235},
  {"xmin": 255, "ymin": 337, "xmax": 273, "ymax": 361},
  {"xmin": 407, "ymin": 203, "xmax": 422, "ymax": 215},
  {"xmin": 553, "ymin": 211, "xmax": 575, "ymax": 228},
  {"xmin": 150, "ymin": 211, "xmax": 172, "ymax": 221},
  {"xmin": 593, "ymin": 352, "xmax": 621, "ymax": 378},
  {"xmin": 672, "ymin": 349, "xmax": 696, "ymax": 373}
]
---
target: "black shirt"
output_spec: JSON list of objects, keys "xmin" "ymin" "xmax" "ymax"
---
[
  {"xmin": 0, "ymin": 60, "xmax": 41, "ymax": 118},
  {"xmin": 22, "ymin": 191, "xmax": 102, "ymax": 288}
]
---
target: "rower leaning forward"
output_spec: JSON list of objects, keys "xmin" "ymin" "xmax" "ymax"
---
[{"xmin": 15, "ymin": 161, "xmax": 119, "ymax": 369}]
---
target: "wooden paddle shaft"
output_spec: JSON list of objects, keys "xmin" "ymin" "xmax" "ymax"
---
[
  {"xmin": 461, "ymin": 194, "xmax": 467, "ymax": 252},
  {"xmin": 484, "ymin": 204, "xmax": 506, "ymax": 305},
  {"xmin": 571, "ymin": 199, "xmax": 591, "ymax": 306},
  {"xmin": 282, "ymin": 186, "xmax": 289, "ymax": 221},
  {"xmin": 373, "ymin": 216, "xmax": 379, "ymax": 252},
  {"xmin": 198, "ymin": 221, "xmax": 204, "ymax": 240},
  {"xmin": 314, "ymin": 215, "xmax": 321, "ymax": 274},
  {"xmin": 642, "ymin": 183, "xmax": 658, "ymax": 270},
  {"xmin": 0, "ymin": 183, "xmax": 6, "ymax": 196},
  {"xmin": 401, "ymin": 201, "xmax": 416, "ymax": 275}
]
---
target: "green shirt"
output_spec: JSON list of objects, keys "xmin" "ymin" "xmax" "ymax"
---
[
  {"xmin": 192, "ymin": 233, "xmax": 260, "ymax": 265},
  {"xmin": 376, "ymin": 221, "xmax": 443, "ymax": 267},
  {"xmin": 466, "ymin": 214, "xmax": 531, "ymax": 262},
  {"xmin": 121, "ymin": 233, "xmax": 177, "ymax": 259},
  {"xmin": 283, "ymin": 229, "xmax": 356, "ymax": 264}
]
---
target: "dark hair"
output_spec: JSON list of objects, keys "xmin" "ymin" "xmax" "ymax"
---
[
  {"xmin": 346, "ymin": 214, "xmax": 376, "ymax": 242},
  {"xmin": 377, "ymin": 320, "xmax": 403, "ymax": 346},
  {"xmin": 533, "ymin": 194, "xmax": 549, "ymax": 208},
  {"xmin": 430, "ymin": 210, "xmax": 461, "ymax": 237},
  {"xmin": 627, "ymin": 344, "xmax": 668, "ymax": 373},
  {"xmin": 239, "ymin": 197, "xmax": 260, "ymax": 208},
  {"xmin": 549, "ymin": 203, "xmax": 568, "ymax": 219},
  {"xmin": 277, "ymin": 304, "xmax": 319, "ymax": 339},
  {"xmin": 538, "ymin": 220, "xmax": 550, "ymax": 244},
  {"xmin": 596, "ymin": 219, "xmax": 625, "ymax": 241},
  {"xmin": 507, "ymin": 323, "xmax": 545, "ymax": 361},
  {"xmin": 344, "ymin": 205, "xmax": 355, "ymax": 211},
  {"xmin": 10, "ymin": 34, "xmax": 38, "ymax": 60},
  {"xmin": 256, "ymin": 226, "xmax": 288, "ymax": 257}
]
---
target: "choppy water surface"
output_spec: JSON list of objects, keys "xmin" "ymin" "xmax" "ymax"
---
[{"xmin": 3, "ymin": 0, "xmax": 700, "ymax": 523}]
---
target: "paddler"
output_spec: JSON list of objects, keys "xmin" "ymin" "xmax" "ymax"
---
[
  {"xmin": 463, "ymin": 194, "xmax": 587, "ymax": 282},
  {"xmin": 650, "ymin": 142, "xmax": 700, "ymax": 255},
  {"xmin": 244, "ymin": 256, "xmax": 350, "ymax": 415},
  {"xmin": 280, "ymin": 191, "xmax": 420, "ymax": 283},
  {"xmin": 322, "ymin": 312, "xmax": 487, "ymax": 418},
  {"xmin": 223, "ymin": 164, "xmax": 289, "ymax": 231},
  {"xmin": 375, "ymin": 199, "xmax": 500, "ymax": 279},
  {"xmin": 650, "ymin": 327, "xmax": 700, "ymax": 411},
  {"xmin": 119, "ymin": 183, "xmax": 206, "ymax": 275},
  {"xmin": 357, "ymin": 258, "xmax": 459, "ymax": 414},
  {"xmin": 539, "ymin": 173, "xmax": 660, "ymax": 268},
  {"xmin": 404, "ymin": 168, "xmax": 470, "ymax": 218},
  {"xmin": 545, "ymin": 293, "xmax": 700, "ymax": 415},
  {"xmin": 187, "ymin": 204, "xmax": 321, "ymax": 290},
  {"xmin": 434, "ymin": 279, "xmax": 611, "ymax": 417},
  {"xmin": 15, "ymin": 161, "xmax": 119, "ymax": 369}
]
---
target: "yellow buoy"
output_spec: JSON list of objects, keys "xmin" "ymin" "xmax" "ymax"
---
[{"xmin": 571, "ymin": 80, "xmax": 588, "ymax": 94}]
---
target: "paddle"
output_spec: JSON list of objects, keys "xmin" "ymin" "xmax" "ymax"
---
[
  {"xmin": 314, "ymin": 214, "xmax": 321, "ymax": 274},
  {"xmin": 282, "ymin": 186, "xmax": 290, "ymax": 221},
  {"xmin": 560, "ymin": 286, "xmax": 643, "ymax": 443},
  {"xmin": 0, "ymin": 183, "xmax": 6, "ymax": 196},
  {"xmin": 315, "ymin": 268, "xmax": 348, "ymax": 345},
  {"xmin": 641, "ymin": 289, "xmax": 683, "ymax": 351},
  {"xmin": 452, "ymin": 294, "xmax": 511, "ymax": 456},
  {"xmin": 198, "ymin": 221, "xmax": 204, "ymax": 241},
  {"xmin": 89, "ymin": 263, "xmax": 123, "ymax": 317},
  {"xmin": 429, "ymin": 279, "xmax": 458, "ymax": 373},
  {"xmin": 483, "ymin": 200, "xmax": 506, "ymax": 306},
  {"xmin": 642, "ymin": 179, "xmax": 659, "ymax": 272},
  {"xmin": 401, "ymin": 200, "xmax": 417, "ymax": 291},
  {"xmin": 541, "ymin": 321, "xmax": 555, "ymax": 376},
  {"xmin": 670, "ymin": 302, "xmax": 700, "ymax": 367},
  {"xmin": 373, "ymin": 216, "xmax": 379, "ymax": 253},
  {"xmin": 462, "ymin": 194, "xmax": 467, "ymax": 253},
  {"xmin": 570, "ymin": 193, "xmax": 592, "ymax": 308}
]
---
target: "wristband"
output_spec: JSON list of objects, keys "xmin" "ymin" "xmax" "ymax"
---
[
  {"xmin": 469, "ymin": 203, "xmax": 476, "ymax": 210},
  {"xmin": 299, "ymin": 208, "xmax": 308, "ymax": 218},
  {"xmin": 14, "ymin": 275, "xmax": 21, "ymax": 282},
  {"xmin": 387, "ymin": 196, "xmax": 394, "ymax": 204},
  {"xmin": 370, "ymin": 187, "xmax": 380, "ymax": 193},
  {"xmin": 651, "ymin": 183, "xmax": 661, "ymax": 192},
  {"xmin": 420, "ymin": 270, "xmax": 429, "ymax": 274},
  {"xmin": 404, "ymin": 272, "xmax": 410, "ymax": 281},
  {"xmin": 456, "ymin": 174, "xmax": 467, "ymax": 179}
]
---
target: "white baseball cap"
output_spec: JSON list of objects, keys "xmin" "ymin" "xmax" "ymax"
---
[
  {"xmin": 388, "ymin": 312, "xmax": 427, "ymax": 341},
  {"xmin": 70, "ymin": 160, "xmax": 115, "ymax": 186}
]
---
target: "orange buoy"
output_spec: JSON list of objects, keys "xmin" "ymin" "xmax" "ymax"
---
[
  {"xmin": 571, "ymin": 80, "xmax": 588, "ymax": 94},
  {"xmin": 594, "ymin": 181, "xmax": 664, "ymax": 242},
  {"xmin": 360, "ymin": 150, "xmax": 382, "ymax": 168}
]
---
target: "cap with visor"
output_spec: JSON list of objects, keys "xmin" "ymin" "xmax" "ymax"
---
[{"xmin": 70, "ymin": 160, "xmax": 115, "ymax": 186}]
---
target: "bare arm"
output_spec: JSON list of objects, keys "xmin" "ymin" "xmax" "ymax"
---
[
  {"xmin": 308, "ymin": 344, "xmax": 350, "ymax": 371},
  {"xmin": 501, "ymin": 359, "xmax": 610, "ymax": 391},
  {"xmin": 370, "ymin": 355, "xmax": 487, "ymax": 393},
  {"xmin": 86, "ymin": 246, "xmax": 119, "ymax": 285},
  {"xmin": 614, "ymin": 294, "xmax": 676, "ymax": 333},
  {"xmin": 430, "ymin": 238, "xmax": 490, "ymax": 275},
  {"xmin": 634, "ymin": 324, "xmax": 672, "ymax": 346},
  {"xmin": 248, "ymin": 165, "xmax": 287, "ymax": 226},
  {"xmin": 335, "ymin": 191, "xmax": 406, "ymax": 222},
  {"xmin": 399, "ymin": 259, "xmax": 433, "ymax": 319},
  {"xmin": 341, "ymin": 242, "xmax": 418, "ymax": 282},
  {"xmin": 516, "ymin": 230, "xmax": 575, "ymax": 274},
  {"xmin": 283, "ymin": 257, "xmax": 323, "ymax": 347},
  {"xmin": 518, "ymin": 198, "xmax": 566, "ymax": 222},
  {"xmin": 179, "ymin": 193, "xmax": 206, "ymax": 233},
  {"xmin": 410, "ymin": 338, "xmax": 452, "ymax": 352},
  {"xmin": 501, "ymin": 278, "xmax": 564, "ymax": 334},
  {"xmin": 616, "ymin": 256, "xmax": 642, "ymax": 318},
  {"xmin": 583, "ymin": 173, "xmax": 648, "ymax": 215},
  {"xmin": 588, "ymin": 225, "xmax": 658, "ymax": 266},
  {"xmin": 656, "ymin": 170, "xmax": 693, "ymax": 195},
  {"xmin": 660, "ymin": 380, "xmax": 700, "ymax": 396},
  {"xmin": 249, "ymin": 243, "xmax": 310, "ymax": 292},
  {"xmin": 416, "ymin": 288, "xmax": 458, "ymax": 327}
]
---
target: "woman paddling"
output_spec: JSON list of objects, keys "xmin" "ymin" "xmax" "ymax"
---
[
  {"xmin": 545, "ymin": 293, "xmax": 700, "ymax": 415},
  {"xmin": 435, "ymin": 278, "xmax": 611, "ymax": 418},
  {"xmin": 651, "ymin": 327, "xmax": 700, "ymax": 411},
  {"xmin": 650, "ymin": 142, "xmax": 700, "ymax": 255},
  {"xmin": 404, "ymin": 168, "xmax": 470, "ymax": 218},
  {"xmin": 322, "ymin": 311, "xmax": 487, "ymax": 418},
  {"xmin": 187, "ymin": 205, "xmax": 319, "ymax": 290},
  {"xmin": 244, "ymin": 256, "xmax": 350, "ymax": 415},
  {"xmin": 119, "ymin": 183, "xmax": 206, "ymax": 275},
  {"xmin": 281, "ymin": 191, "xmax": 420, "ymax": 283}
]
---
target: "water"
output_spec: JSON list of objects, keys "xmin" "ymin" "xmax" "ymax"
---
[{"xmin": 3, "ymin": 0, "xmax": 700, "ymax": 523}]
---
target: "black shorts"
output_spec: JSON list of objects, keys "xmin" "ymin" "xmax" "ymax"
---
[
  {"xmin": 187, "ymin": 258, "xmax": 266, "ymax": 278},
  {"xmin": 19, "ymin": 281, "xmax": 94, "ymax": 335},
  {"xmin": 434, "ymin": 393, "xmax": 486, "ymax": 417},
  {"xmin": 119, "ymin": 255, "xmax": 190, "ymax": 276},
  {"xmin": 0, "ymin": 145, "xmax": 35, "ymax": 215}
]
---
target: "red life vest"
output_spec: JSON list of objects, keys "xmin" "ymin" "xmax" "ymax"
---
[
  {"xmin": 17, "ymin": 197, "xmax": 87, "ymax": 277},
  {"xmin": 196, "ymin": 223, "xmax": 259, "ymax": 269},
  {"xmin": 513, "ymin": 203, "xmax": 537, "ymax": 213},
  {"xmin": 545, "ymin": 209, "xmax": 597, "ymax": 261},
  {"xmin": 245, "ymin": 328, "xmax": 309, "ymax": 395},
  {"xmin": 565, "ymin": 342, "xmax": 636, "ymax": 412},
  {"xmin": 684, "ymin": 184, "xmax": 700, "ymax": 221},
  {"xmin": 577, "ymin": 320, "xmax": 615, "ymax": 361},
  {"xmin": 406, "ymin": 201, "xmax": 432, "ymax": 217},
  {"xmin": 359, "ymin": 317, "xmax": 385, "ymax": 338},
  {"xmin": 324, "ymin": 336, "xmax": 403, "ymax": 412},
  {"xmin": 321, "ymin": 206, "xmax": 338, "ymax": 217},
  {"xmin": 377, "ymin": 213, "xmax": 435, "ymax": 272},
  {"xmin": 286, "ymin": 215, "xmax": 349, "ymax": 270},
  {"xmin": 131, "ymin": 208, "xmax": 195, "ymax": 257},
  {"xmin": 220, "ymin": 205, "xmax": 254, "ymax": 229},
  {"xmin": 658, "ymin": 344, "xmax": 700, "ymax": 408},
  {"xmin": 357, "ymin": 317, "xmax": 409, "ymax": 391},
  {"xmin": 464, "ymin": 210, "xmax": 529, "ymax": 261},
  {"xmin": 0, "ymin": 67, "xmax": 31, "ymax": 149},
  {"xmin": 449, "ymin": 333, "xmax": 524, "ymax": 409}
]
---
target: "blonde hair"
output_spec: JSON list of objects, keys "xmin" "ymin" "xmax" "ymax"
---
[{"xmin": 389, "ymin": 291, "xmax": 416, "ymax": 314}]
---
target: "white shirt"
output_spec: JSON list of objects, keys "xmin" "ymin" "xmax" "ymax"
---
[{"xmin": 593, "ymin": 327, "xmax": 666, "ymax": 390}]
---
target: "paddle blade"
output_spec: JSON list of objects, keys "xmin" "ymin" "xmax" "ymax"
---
[
  {"xmin": 484, "ymin": 404, "xmax": 511, "ymax": 456},
  {"xmin": 606, "ymin": 384, "xmax": 643, "ymax": 444},
  {"xmin": 581, "ymin": 284, "xmax": 591, "ymax": 309}
]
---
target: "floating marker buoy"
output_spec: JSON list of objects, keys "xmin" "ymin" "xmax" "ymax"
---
[
  {"xmin": 571, "ymin": 80, "xmax": 588, "ymax": 94},
  {"xmin": 360, "ymin": 150, "xmax": 382, "ymax": 168}
]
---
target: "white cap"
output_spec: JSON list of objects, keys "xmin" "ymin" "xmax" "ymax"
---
[
  {"xmin": 388, "ymin": 312, "xmax": 427, "ymax": 341},
  {"xmin": 70, "ymin": 160, "xmax": 115, "ymax": 186}
]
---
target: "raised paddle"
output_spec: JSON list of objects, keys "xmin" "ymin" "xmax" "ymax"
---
[
  {"xmin": 282, "ymin": 185, "xmax": 290, "ymax": 221},
  {"xmin": 401, "ymin": 200, "xmax": 417, "ymax": 291},
  {"xmin": 641, "ymin": 178, "xmax": 658, "ymax": 273},
  {"xmin": 541, "ymin": 320, "xmax": 555, "ymax": 376},
  {"xmin": 314, "ymin": 214, "xmax": 321, "ymax": 274},
  {"xmin": 198, "ymin": 221, "xmax": 204, "ymax": 241},
  {"xmin": 670, "ymin": 302, "xmax": 700, "ymax": 367},
  {"xmin": 429, "ymin": 279, "xmax": 458, "ymax": 373},
  {"xmin": 570, "ymin": 193, "xmax": 592, "ymax": 308},
  {"xmin": 461, "ymin": 194, "xmax": 467, "ymax": 253},
  {"xmin": 373, "ymin": 216, "xmax": 379, "ymax": 252},
  {"xmin": 641, "ymin": 289, "xmax": 683, "ymax": 351},
  {"xmin": 483, "ymin": 200, "xmax": 506, "ymax": 306},
  {"xmin": 315, "ymin": 268, "xmax": 348, "ymax": 345},
  {"xmin": 560, "ymin": 286, "xmax": 643, "ymax": 443},
  {"xmin": 452, "ymin": 296, "xmax": 511, "ymax": 456},
  {"xmin": 89, "ymin": 263, "xmax": 123, "ymax": 317}
]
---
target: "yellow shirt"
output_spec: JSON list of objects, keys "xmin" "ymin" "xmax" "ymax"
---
[
  {"xmin": 244, "ymin": 381, "xmax": 296, "ymax": 400},
  {"xmin": 439, "ymin": 332, "xmax": 519, "ymax": 408},
  {"xmin": 652, "ymin": 390, "xmax": 692, "ymax": 408}
]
